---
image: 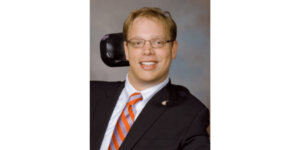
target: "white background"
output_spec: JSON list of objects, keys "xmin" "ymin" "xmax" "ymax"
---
[{"xmin": 1, "ymin": 0, "xmax": 300, "ymax": 149}]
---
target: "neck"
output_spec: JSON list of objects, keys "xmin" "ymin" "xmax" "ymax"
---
[{"xmin": 127, "ymin": 74, "xmax": 168, "ymax": 91}]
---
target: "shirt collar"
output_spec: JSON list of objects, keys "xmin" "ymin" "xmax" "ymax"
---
[{"xmin": 124, "ymin": 74, "xmax": 169, "ymax": 101}]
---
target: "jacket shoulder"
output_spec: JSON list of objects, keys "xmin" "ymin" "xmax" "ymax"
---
[
  {"xmin": 90, "ymin": 80, "xmax": 124, "ymax": 100},
  {"xmin": 90, "ymin": 81, "xmax": 124, "ymax": 109},
  {"xmin": 90, "ymin": 80, "xmax": 123, "ymax": 90},
  {"xmin": 170, "ymin": 83, "xmax": 208, "ymax": 111}
]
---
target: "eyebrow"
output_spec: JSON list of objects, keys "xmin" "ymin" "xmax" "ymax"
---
[{"xmin": 128, "ymin": 36, "xmax": 166, "ymax": 40}]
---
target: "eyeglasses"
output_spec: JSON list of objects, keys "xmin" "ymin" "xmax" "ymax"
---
[{"xmin": 126, "ymin": 39, "xmax": 174, "ymax": 48}]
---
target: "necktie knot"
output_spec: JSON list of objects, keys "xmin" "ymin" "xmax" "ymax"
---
[{"xmin": 127, "ymin": 92, "xmax": 143, "ymax": 106}]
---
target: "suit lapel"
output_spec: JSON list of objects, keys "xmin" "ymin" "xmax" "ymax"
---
[
  {"xmin": 120, "ymin": 81, "xmax": 176, "ymax": 150},
  {"xmin": 93, "ymin": 82, "xmax": 125, "ymax": 150}
]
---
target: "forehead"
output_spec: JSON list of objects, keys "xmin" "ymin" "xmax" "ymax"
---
[{"xmin": 128, "ymin": 17, "xmax": 168, "ymax": 39}]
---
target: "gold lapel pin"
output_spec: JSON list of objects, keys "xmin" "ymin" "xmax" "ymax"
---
[{"xmin": 161, "ymin": 100, "xmax": 169, "ymax": 106}]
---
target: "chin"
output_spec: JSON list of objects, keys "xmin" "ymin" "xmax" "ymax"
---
[
  {"xmin": 138, "ymin": 75, "xmax": 158, "ymax": 82},
  {"xmin": 138, "ymin": 73, "xmax": 166, "ymax": 84}
]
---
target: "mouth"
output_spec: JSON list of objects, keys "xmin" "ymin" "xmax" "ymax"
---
[{"xmin": 140, "ymin": 61, "xmax": 157, "ymax": 70}]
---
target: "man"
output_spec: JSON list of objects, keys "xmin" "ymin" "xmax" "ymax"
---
[{"xmin": 91, "ymin": 7, "xmax": 210, "ymax": 150}]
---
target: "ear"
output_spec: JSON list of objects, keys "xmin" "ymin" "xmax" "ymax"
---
[
  {"xmin": 171, "ymin": 40, "xmax": 178, "ymax": 59},
  {"xmin": 124, "ymin": 41, "xmax": 129, "ymax": 60}
]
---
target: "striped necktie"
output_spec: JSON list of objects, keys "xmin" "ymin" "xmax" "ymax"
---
[{"xmin": 108, "ymin": 92, "xmax": 143, "ymax": 150}]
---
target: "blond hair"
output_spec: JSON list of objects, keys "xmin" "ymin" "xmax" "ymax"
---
[{"xmin": 123, "ymin": 7, "xmax": 177, "ymax": 41}]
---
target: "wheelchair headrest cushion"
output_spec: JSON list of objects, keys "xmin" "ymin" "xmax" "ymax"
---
[{"xmin": 100, "ymin": 32, "xmax": 129, "ymax": 67}]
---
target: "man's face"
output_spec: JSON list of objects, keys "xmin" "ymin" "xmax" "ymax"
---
[{"xmin": 124, "ymin": 17, "xmax": 178, "ymax": 89}]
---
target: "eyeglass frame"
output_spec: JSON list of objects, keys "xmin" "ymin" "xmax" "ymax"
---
[{"xmin": 125, "ymin": 39, "xmax": 174, "ymax": 48}]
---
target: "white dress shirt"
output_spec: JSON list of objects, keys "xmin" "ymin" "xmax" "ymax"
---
[{"xmin": 99, "ymin": 75, "xmax": 169, "ymax": 150}]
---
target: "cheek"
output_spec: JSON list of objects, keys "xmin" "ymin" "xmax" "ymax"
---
[
  {"xmin": 128, "ymin": 50, "xmax": 140, "ymax": 62},
  {"xmin": 159, "ymin": 51, "xmax": 173, "ymax": 61}
]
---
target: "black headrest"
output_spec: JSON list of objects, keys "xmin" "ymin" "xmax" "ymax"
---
[{"xmin": 100, "ymin": 33, "xmax": 129, "ymax": 67}]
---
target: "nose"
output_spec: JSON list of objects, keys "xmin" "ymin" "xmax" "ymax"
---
[{"xmin": 143, "ymin": 41, "xmax": 154, "ymax": 55}]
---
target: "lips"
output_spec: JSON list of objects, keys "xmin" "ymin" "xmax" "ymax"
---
[{"xmin": 140, "ymin": 61, "xmax": 157, "ymax": 70}]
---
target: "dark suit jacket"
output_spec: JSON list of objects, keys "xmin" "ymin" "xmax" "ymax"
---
[{"xmin": 91, "ymin": 80, "xmax": 210, "ymax": 150}]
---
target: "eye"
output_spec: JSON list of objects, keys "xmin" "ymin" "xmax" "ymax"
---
[
  {"xmin": 135, "ymin": 41, "xmax": 142, "ymax": 46},
  {"xmin": 154, "ymin": 40, "xmax": 163, "ymax": 46},
  {"xmin": 130, "ymin": 40, "xmax": 143, "ymax": 47}
]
